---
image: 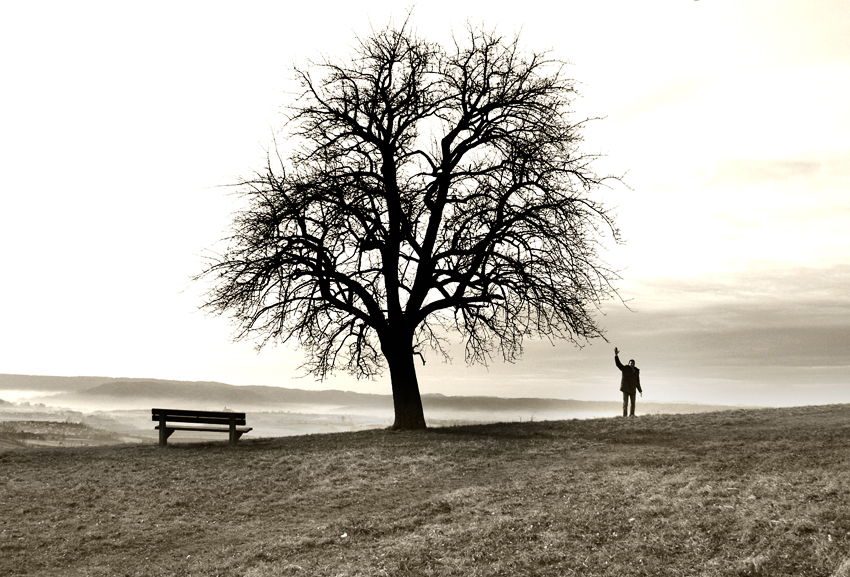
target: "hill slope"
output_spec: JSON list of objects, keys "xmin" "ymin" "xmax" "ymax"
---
[
  {"xmin": 1, "ymin": 404, "xmax": 848, "ymax": 576},
  {"xmin": 42, "ymin": 377, "xmax": 741, "ymax": 418},
  {"xmin": 0, "ymin": 374, "xmax": 111, "ymax": 393}
]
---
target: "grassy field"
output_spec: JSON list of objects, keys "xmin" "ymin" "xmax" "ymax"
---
[
  {"xmin": 1, "ymin": 404, "xmax": 849, "ymax": 576},
  {"xmin": 0, "ymin": 421, "xmax": 146, "ymax": 449}
]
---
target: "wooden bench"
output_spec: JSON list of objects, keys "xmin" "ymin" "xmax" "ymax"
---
[{"xmin": 152, "ymin": 408, "xmax": 252, "ymax": 447}]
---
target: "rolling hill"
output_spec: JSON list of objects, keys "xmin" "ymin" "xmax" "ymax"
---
[
  {"xmin": 2, "ymin": 404, "xmax": 848, "ymax": 576},
  {"xmin": 1, "ymin": 373, "xmax": 747, "ymax": 419}
]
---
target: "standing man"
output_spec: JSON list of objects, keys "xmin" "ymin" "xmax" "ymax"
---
[{"xmin": 614, "ymin": 347, "xmax": 642, "ymax": 417}]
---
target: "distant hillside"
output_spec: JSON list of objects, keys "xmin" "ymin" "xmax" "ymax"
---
[
  {"xmin": 0, "ymin": 374, "xmax": 118, "ymax": 393},
  {"xmin": 3, "ymin": 373, "xmax": 751, "ymax": 420},
  {"xmin": 32, "ymin": 378, "xmax": 744, "ymax": 417},
  {"xmin": 65, "ymin": 380, "xmax": 394, "ymax": 410}
]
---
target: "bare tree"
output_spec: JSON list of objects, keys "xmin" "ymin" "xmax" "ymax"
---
[{"xmin": 197, "ymin": 22, "xmax": 623, "ymax": 430}]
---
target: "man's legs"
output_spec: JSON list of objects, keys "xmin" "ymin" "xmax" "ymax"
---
[{"xmin": 623, "ymin": 392, "xmax": 636, "ymax": 417}]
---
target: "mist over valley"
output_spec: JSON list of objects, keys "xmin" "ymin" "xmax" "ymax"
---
[{"xmin": 1, "ymin": 373, "xmax": 753, "ymax": 447}]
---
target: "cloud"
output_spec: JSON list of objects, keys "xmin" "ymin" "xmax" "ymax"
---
[
  {"xmin": 412, "ymin": 263, "xmax": 850, "ymax": 404},
  {"xmin": 612, "ymin": 78, "xmax": 705, "ymax": 123},
  {"xmin": 706, "ymin": 158, "xmax": 822, "ymax": 187},
  {"xmin": 607, "ymin": 262, "xmax": 850, "ymax": 367},
  {"xmin": 582, "ymin": 263, "xmax": 850, "ymax": 405}
]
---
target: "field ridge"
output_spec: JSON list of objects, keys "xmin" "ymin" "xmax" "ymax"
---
[{"xmin": 2, "ymin": 404, "xmax": 849, "ymax": 576}]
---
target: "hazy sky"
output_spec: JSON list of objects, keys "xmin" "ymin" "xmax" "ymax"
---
[{"xmin": 2, "ymin": 1, "xmax": 848, "ymax": 407}]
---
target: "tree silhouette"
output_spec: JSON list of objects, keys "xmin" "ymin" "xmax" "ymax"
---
[{"xmin": 197, "ymin": 22, "xmax": 623, "ymax": 430}]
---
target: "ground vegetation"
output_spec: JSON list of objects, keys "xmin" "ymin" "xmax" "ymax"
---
[{"xmin": 2, "ymin": 405, "xmax": 849, "ymax": 576}]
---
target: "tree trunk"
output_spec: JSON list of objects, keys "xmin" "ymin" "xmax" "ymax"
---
[{"xmin": 384, "ymin": 338, "xmax": 427, "ymax": 430}]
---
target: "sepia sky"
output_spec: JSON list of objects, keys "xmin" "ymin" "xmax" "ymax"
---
[{"xmin": 1, "ymin": 0, "xmax": 848, "ymax": 407}]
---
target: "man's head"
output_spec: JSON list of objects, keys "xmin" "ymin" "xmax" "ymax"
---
[{"xmin": 628, "ymin": 359, "xmax": 635, "ymax": 367}]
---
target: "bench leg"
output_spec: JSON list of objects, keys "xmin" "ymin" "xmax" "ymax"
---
[
  {"xmin": 159, "ymin": 414, "xmax": 168, "ymax": 447},
  {"xmin": 158, "ymin": 427, "xmax": 174, "ymax": 447},
  {"xmin": 229, "ymin": 416, "xmax": 239, "ymax": 444}
]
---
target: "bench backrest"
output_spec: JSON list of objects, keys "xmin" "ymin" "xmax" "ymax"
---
[{"xmin": 151, "ymin": 408, "xmax": 247, "ymax": 426}]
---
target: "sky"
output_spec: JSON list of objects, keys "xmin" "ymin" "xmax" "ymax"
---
[{"xmin": 1, "ymin": 0, "xmax": 848, "ymax": 407}]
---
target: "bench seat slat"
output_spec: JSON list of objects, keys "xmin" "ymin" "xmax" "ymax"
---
[
  {"xmin": 152, "ymin": 415, "xmax": 247, "ymax": 426},
  {"xmin": 152, "ymin": 408, "xmax": 245, "ymax": 419},
  {"xmin": 152, "ymin": 409, "xmax": 245, "ymax": 424},
  {"xmin": 155, "ymin": 425, "xmax": 253, "ymax": 433}
]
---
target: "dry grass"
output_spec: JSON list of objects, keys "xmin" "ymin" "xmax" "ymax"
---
[
  {"xmin": 2, "ymin": 404, "xmax": 849, "ymax": 576},
  {"xmin": 0, "ymin": 421, "xmax": 139, "ymax": 448}
]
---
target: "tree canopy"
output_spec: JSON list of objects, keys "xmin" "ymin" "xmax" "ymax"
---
[{"xmin": 197, "ymin": 22, "xmax": 623, "ymax": 429}]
